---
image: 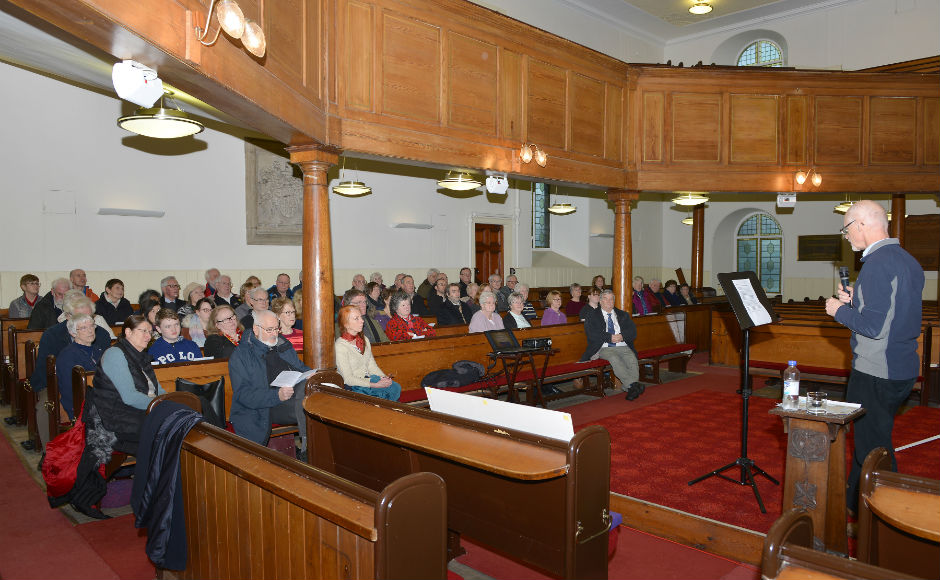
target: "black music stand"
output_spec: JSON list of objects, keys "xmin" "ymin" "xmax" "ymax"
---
[{"xmin": 688, "ymin": 271, "xmax": 780, "ymax": 513}]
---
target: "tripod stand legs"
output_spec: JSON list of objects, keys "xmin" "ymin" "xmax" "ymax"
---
[{"xmin": 688, "ymin": 456, "xmax": 779, "ymax": 514}]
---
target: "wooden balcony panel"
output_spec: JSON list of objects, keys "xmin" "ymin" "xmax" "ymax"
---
[
  {"xmin": 446, "ymin": 32, "xmax": 498, "ymax": 135},
  {"xmin": 869, "ymin": 97, "xmax": 917, "ymax": 165},
  {"xmin": 922, "ymin": 97, "xmax": 940, "ymax": 164},
  {"xmin": 814, "ymin": 96, "xmax": 863, "ymax": 165},
  {"xmin": 730, "ymin": 94, "xmax": 779, "ymax": 164},
  {"xmin": 381, "ymin": 12, "xmax": 441, "ymax": 125},
  {"xmin": 671, "ymin": 93, "xmax": 722, "ymax": 163}
]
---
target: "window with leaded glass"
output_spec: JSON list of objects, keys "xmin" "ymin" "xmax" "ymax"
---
[
  {"xmin": 736, "ymin": 213, "xmax": 783, "ymax": 293},
  {"xmin": 737, "ymin": 40, "xmax": 784, "ymax": 67},
  {"xmin": 532, "ymin": 182, "xmax": 550, "ymax": 248}
]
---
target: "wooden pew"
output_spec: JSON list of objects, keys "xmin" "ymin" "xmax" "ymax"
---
[
  {"xmin": 0, "ymin": 317, "xmax": 30, "ymax": 405},
  {"xmin": 7, "ymin": 326, "xmax": 42, "ymax": 427},
  {"xmin": 302, "ymin": 385, "xmax": 611, "ymax": 580},
  {"xmin": 371, "ymin": 321, "xmax": 612, "ymax": 404},
  {"xmin": 632, "ymin": 314, "xmax": 696, "ymax": 384},
  {"xmin": 761, "ymin": 508, "xmax": 918, "ymax": 579},
  {"xmin": 857, "ymin": 447, "xmax": 940, "ymax": 579},
  {"xmin": 43, "ymin": 355, "xmax": 75, "ymax": 443},
  {"xmin": 172, "ymin": 420, "xmax": 447, "ymax": 580},
  {"xmin": 22, "ymin": 340, "xmax": 41, "ymax": 450}
]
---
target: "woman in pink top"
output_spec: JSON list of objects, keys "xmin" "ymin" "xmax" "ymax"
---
[{"xmin": 541, "ymin": 290, "xmax": 567, "ymax": 326}]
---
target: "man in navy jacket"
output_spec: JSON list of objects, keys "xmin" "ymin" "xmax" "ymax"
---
[
  {"xmin": 581, "ymin": 289, "xmax": 645, "ymax": 400},
  {"xmin": 825, "ymin": 200, "xmax": 924, "ymax": 513}
]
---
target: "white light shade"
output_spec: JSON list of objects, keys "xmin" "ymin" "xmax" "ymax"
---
[
  {"xmin": 811, "ymin": 172, "xmax": 822, "ymax": 187},
  {"xmin": 216, "ymin": 0, "xmax": 246, "ymax": 38},
  {"xmin": 242, "ymin": 19, "xmax": 266, "ymax": 57},
  {"xmin": 671, "ymin": 192, "xmax": 708, "ymax": 206},
  {"xmin": 117, "ymin": 107, "xmax": 204, "ymax": 138},
  {"xmin": 795, "ymin": 171, "xmax": 807, "ymax": 185},
  {"xmin": 520, "ymin": 143, "xmax": 533, "ymax": 164},
  {"xmin": 681, "ymin": 217, "xmax": 694, "ymax": 225},
  {"xmin": 834, "ymin": 201, "xmax": 853, "ymax": 213},
  {"xmin": 689, "ymin": 1, "xmax": 712, "ymax": 15},
  {"xmin": 333, "ymin": 180, "xmax": 372, "ymax": 196},
  {"xmin": 548, "ymin": 203, "xmax": 576, "ymax": 215},
  {"xmin": 438, "ymin": 172, "xmax": 481, "ymax": 191}
]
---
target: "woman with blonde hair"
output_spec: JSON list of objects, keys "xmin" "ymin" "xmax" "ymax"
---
[{"xmin": 334, "ymin": 305, "xmax": 401, "ymax": 400}]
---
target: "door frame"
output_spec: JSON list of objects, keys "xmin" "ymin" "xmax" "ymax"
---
[{"xmin": 468, "ymin": 212, "xmax": 517, "ymax": 282}]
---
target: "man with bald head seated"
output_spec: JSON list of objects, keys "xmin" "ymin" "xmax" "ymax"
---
[
  {"xmin": 28, "ymin": 277, "xmax": 71, "ymax": 330},
  {"xmin": 228, "ymin": 310, "xmax": 311, "ymax": 454},
  {"xmin": 70, "ymin": 269, "xmax": 98, "ymax": 301}
]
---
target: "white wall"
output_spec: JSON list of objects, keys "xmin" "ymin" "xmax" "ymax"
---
[{"xmin": 666, "ymin": 0, "xmax": 940, "ymax": 69}]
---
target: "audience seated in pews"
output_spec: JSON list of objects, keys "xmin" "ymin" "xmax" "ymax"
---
[
  {"xmin": 159, "ymin": 276, "xmax": 185, "ymax": 313},
  {"xmin": 234, "ymin": 280, "xmax": 258, "ymax": 320},
  {"xmin": 176, "ymin": 282, "xmax": 206, "ymax": 319},
  {"xmin": 392, "ymin": 272, "xmax": 405, "ymax": 292},
  {"xmin": 240, "ymin": 286, "xmax": 270, "ymax": 329},
  {"xmin": 87, "ymin": 314, "xmax": 166, "ymax": 455},
  {"xmin": 212, "ymin": 274, "xmax": 240, "ymax": 308},
  {"xmin": 9, "ymin": 274, "xmax": 41, "ymax": 319},
  {"xmin": 581, "ymin": 289, "xmax": 645, "ymax": 401},
  {"xmin": 372, "ymin": 288, "xmax": 392, "ymax": 330},
  {"xmin": 203, "ymin": 304, "xmax": 242, "ymax": 359},
  {"xmin": 228, "ymin": 310, "xmax": 309, "ymax": 452},
  {"xmin": 272, "ymin": 296, "xmax": 302, "ymax": 350},
  {"xmin": 400, "ymin": 275, "xmax": 430, "ymax": 316},
  {"xmin": 54, "ymin": 314, "xmax": 105, "ymax": 422},
  {"xmin": 464, "ymin": 282, "xmax": 481, "ymax": 313},
  {"xmin": 342, "ymin": 290, "xmax": 387, "ymax": 344},
  {"xmin": 565, "ymin": 283, "xmax": 585, "ymax": 317},
  {"xmin": 458, "ymin": 267, "xmax": 472, "ymax": 297},
  {"xmin": 203, "ymin": 267, "xmax": 221, "ymax": 297},
  {"xmin": 541, "ymin": 290, "xmax": 567, "ymax": 326},
  {"xmin": 334, "ymin": 305, "xmax": 401, "ymax": 401},
  {"xmin": 149, "ymin": 309, "xmax": 202, "ymax": 365},
  {"xmin": 369, "ymin": 271, "xmax": 385, "ymax": 291},
  {"xmin": 502, "ymin": 292, "xmax": 531, "ymax": 330},
  {"xmin": 59, "ymin": 290, "xmax": 114, "ymax": 339},
  {"xmin": 69, "ymin": 269, "xmax": 98, "ymax": 302},
  {"xmin": 580, "ymin": 287, "xmax": 601, "ymax": 321},
  {"xmin": 137, "ymin": 289, "xmax": 160, "ymax": 309},
  {"xmin": 497, "ymin": 274, "xmax": 517, "ymax": 312},
  {"xmin": 365, "ymin": 281, "xmax": 384, "ymax": 313},
  {"xmin": 427, "ymin": 277, "xmax": 448, "ymax": 315},
  {"xmin": 469, "ymin": 291, "xmax": 505, "ymax": 333},
  {"xmin": 632, "ymin": 276, "xmax": 658, "ymax": 316},
  {"xmin": 385, "ymin": 291, "xmax": 436, "ymax": 341},
  {"xmin": 663, "ymin": 279, "xmax": 684, "ymax": 307},
  {"xmin": 182, "ymin": 297, "xmax": 214, "ymax": 347},
  {"xmin": 592, "ymin": 274, "xmax": 606, "ymax": 292},
  {"xmin": 678, "ymin": 283, "xmax": 698, "ymax": 305},
  {"xmin": 416, "ymin": 268, "xmax": 439, "ymax": 300},
  {"xmin": 437, "ymin": 283, "xmax": 473, "ymax": 326},
  {"xmin": 648, "ymin": 278, "xmax": 670, "ymax": 309},
  {"xmin": 515, "ymin": 283, "xmax": 537, "ymax": 319},
  {"xmin": 267, "ymin": 273, "xmax": 294, "ymax": 301},
  {"xmin": 95, "ymin": 278, "xmax": 133, "ymax": 326},
  {"xmin": 33, "ymin": 294, "xmax": 112, "ymax": 445},
  {"xmin": 350, "ymin": 273, "xmax": 367, "ymax": 294},
  {"xmin": 28, "ymin": 277, "xmax": 70, "ymax": 330}
]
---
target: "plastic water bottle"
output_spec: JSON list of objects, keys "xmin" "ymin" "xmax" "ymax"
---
[{"xmin": 782, "ymin": 360, "xmax": 800, "ymax": 409}]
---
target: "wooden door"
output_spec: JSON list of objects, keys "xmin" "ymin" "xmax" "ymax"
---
[{"xmin": 475, "ymin": 224, "xmax": 504, "ymax": 284}]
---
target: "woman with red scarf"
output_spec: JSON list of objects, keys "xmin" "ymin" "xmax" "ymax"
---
[
  {"xmin": 203, "ymin": 305, "xmax": 243, "ymax": 359},
  {"xmin": 335, "ymin": 305, "xmax": 401, "ymax": 400},
  {"xmin": 384, "ymin": 291, "xmax": 436, "ymax": 341}
]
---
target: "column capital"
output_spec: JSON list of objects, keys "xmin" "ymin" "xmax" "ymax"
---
[
  {"xmin": 607, "ymin": 189, "xmax": 640, "ymax": 206},
  {"xmin": 286, "ymin": 144, "xmax": 340, "ymax": 166}
]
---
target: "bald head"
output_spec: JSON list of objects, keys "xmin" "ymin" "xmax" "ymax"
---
[
  {"xmin": 845, "ymin": 200, "xmax": 889, "ymax": 232},
  {"xmin": 842, "ymin": 200, "xmax": 889, "ymax": 252},
  {"xmin": 253, "ymin": 310, "xmax": 279, "ymax": 346}
]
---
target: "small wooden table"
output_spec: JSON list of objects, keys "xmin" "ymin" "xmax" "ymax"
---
[
  {"xmin": 770, "ymin": 403, "xmax": 866, "ymax": 555},
  {"xmin": 486, "ymin": 348, "xmax": 555, "ymax": 406}
]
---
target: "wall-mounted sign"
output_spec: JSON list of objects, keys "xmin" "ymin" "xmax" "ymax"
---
[{"xmin": 798, "ymin": 234, "xmax": 843, "ymax": 261}]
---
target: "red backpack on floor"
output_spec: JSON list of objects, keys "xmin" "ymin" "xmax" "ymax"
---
[{"xmin": 42, "ymin": 403, "xmax": 103, "ymax": 498}]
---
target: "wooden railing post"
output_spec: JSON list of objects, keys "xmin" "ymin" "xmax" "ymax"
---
[
  {"xmin": 607, "ymin": 190, "xmax": 639, "ymax": 312},
  {"xmin": 890, "ymin": 193, "xmax": 906, "ymax": 245},
  {"xmin": 287, "ymin": 146, "xmax": 339, "ymax": 370}
]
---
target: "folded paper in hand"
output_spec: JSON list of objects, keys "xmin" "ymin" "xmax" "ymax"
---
[{"xmin": 270, "ymin": 369, "xmax": 317, "ymax": 388}]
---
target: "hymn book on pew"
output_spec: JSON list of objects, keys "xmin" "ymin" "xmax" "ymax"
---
[{"xmin": 270, "ymin": 369, "xmax": 318, "ymax": 387}]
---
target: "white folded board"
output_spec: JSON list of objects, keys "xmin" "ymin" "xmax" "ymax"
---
[{"xmin": 425, "ymin": 388, "xmax": 574, "ymax": 442}]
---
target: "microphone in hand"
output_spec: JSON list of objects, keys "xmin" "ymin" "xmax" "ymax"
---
[{"xmin": 838, "ymin": 266, "xmax": 850, "ymax": 293}]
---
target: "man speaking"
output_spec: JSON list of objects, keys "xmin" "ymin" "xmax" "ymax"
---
[{"xmin": 825, "ymin": 200, "xmax": 923, "ymax": 514}]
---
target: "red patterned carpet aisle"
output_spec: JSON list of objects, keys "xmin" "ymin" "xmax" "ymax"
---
[{"xmin": 580, "ymin": 390, "xmax": 939, "ymax": 534}]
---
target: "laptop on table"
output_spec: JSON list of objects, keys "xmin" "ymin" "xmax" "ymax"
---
[{"xmin": 484, "ymin": 329, "xmax": 541, "ymax": 355}]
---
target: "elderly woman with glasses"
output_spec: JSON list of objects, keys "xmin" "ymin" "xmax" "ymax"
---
[
  {"xmin": 385, "ymin": 291, "xmax": 436, "ymax": 341},
  {"xmin": 272, "ymin": 297, "xmax": 302, "ymax": 351},
  {"xmin": 502, "ymin": 292, "xmax": 531, "ymax": 330},
  {"xmin": 203, "ymin": 304, "xmax": 244, "ymax": 359},
  {"xmin": 468, "ymin": 291, "xmax": 504, "ymax": 333}
]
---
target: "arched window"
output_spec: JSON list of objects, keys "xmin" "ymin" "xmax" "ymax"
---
[
  {"xmin": 737, "ymin": 40, "xmax": 784, "ymax": 67},
  {"xmin": 736, "ymin": 213, "xmax": 783, "ymax": 293}
]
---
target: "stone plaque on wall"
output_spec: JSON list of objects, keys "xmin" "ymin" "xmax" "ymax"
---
[{"xmin": 245, "ymin": 139, "xmax": 303, "ymax": 245}]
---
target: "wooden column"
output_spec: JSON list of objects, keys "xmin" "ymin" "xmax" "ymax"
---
[
  {"xmin": 890, "ymin": 193, "xmax": 906, "ymax": 245},
  {"xmin": 691, "ymin": 204, "xmax": 705, "ymax": 290},
  {"xmin": 287, "ymin": 146, "xmax": 339, "ymax": 369},
  {"xmin": 607, "ymin": 190, "xmax": 639, "ymax": 312}
]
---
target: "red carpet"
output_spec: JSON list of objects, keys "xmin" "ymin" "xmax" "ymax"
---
[
  {"xmin": 580, "ymin": 389, "xmax": 940, "ymax": 533},
  {"xmin": 74, "ymin": 516, "xmax": 152, "ymax": 580}
]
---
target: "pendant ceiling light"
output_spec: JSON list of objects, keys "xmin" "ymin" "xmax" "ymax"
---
[
  {"xmin": 834, "ymin": 201, "xmax": 853, "ymax": 214},
  {"xmin": 689, "ymin": 1, "xmax": 713, "ymax": 15},
  {"xmin": 117, "ymin": 91, "xmax": 204, "ymax": 139},
  {"xmin": 671, "ymin": 192, "xmax": 709, "ymax": 206},
  {"xmin": 332, "ymin": 158, "xmax": 372, "ymax": 196},
  {"xmin": 548, "ymin": 202, "xmax": 576, "ymax": 215},
  {"xmin": 438, "ymin": 172, "xmax": 482, "ymax": 191}
]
